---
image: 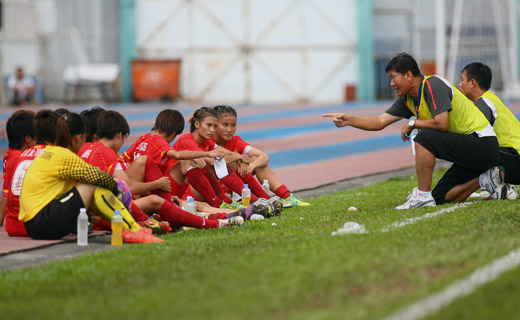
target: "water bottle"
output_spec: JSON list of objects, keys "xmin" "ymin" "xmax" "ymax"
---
[
  {"xmin": 77, "ymin": 208, "xmax": 88, "ymax": 246},
  {"xmin": 111, "ymin": 210, "xmax": 123, "ymax": 246},
  {"xmin": 241, "ymin": 184, "xmax": 251, "ymax": 207},
  {"xmin": 185, "ymin": 196, "xmax": 197, "ymax": 214},
  {"xmin": 262, "ymin": 179, "xmax": 270, "ymax": 195}
]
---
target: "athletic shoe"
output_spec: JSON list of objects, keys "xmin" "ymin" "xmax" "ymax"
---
[
  {"xmin": 281, "ymin": 193, "xmax": 310, "ymax": 207},
  {"xmin": 218, "ymin": 216, "xmax": 244, "ymax": 227},
  {"xmin": 482, "ymin": 166, "xmax": 507, "ymax": 200},
  {"xmin": 266, "ymin": 196, "xmax": 283, "ymax": 216},
  {"xmin": 219, "ymin": 200, "xmax": 243, "ymax": 210},
  {"xmin": 138, "ymin": 217, "xmax": 172, "ymax": 235},
  {"xmin": 122, "ymin": 228, "xmax": 164, "ymax": 243},
  {"xmin": 252, "ymin": 198, "xmax": 277, "ymax": 218},
  {"xmin": 395, "ymin": 188, "xmax": 436, "ymax": 210},
  {"xmin": 506, "ymin": 184, "xmax": 518, "ymax": 200}
]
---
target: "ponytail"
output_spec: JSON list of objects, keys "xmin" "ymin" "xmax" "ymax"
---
[{"xmin": 189, "ymin": 107, "xmax": 217, "ymax": 133}]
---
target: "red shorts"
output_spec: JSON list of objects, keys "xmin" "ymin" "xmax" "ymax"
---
[
  {"xmin": 5, "ymin": 215, "xmax": 29, "ymax": 237},
  {"xmin": 170, "ymin": 176, "xmax": 188, "ymax": 198}
]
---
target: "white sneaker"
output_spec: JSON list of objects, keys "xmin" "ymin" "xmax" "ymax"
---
[
  {"xmin": 482, "ymin": 166, "xmax": 507, "ymax": 200},
  {"xmin": 506, "ymin": 185, "xmax": 518, "ymax": 200},
  {"xmin": 395, "ymin": 188, "xmax": 436, "ymax": 210},
  {"xmin": 218, "ymin": 216, "xmax": 244, "ymax": 227}
]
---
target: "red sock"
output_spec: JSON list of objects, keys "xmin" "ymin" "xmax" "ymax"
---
[
  {"xmin": 241, "ymin": 173, "xmax": 270, "ymax": 199},
  {"xmin": 144, "ymin": 156, "xmax": 172, "ymax": 201},
  {"xmin": 222, "ymin": 172, "xmax": 258, "ymax": 202},
  {"xmin": 129, "ymin": 202, "xmax": 149, "ymax": 222},
  {"xmin": 275, "ymin": 185, "xmax": 291, "ymax": 199},
  {"xmin": 201, "ymin": 166, "xmax": 232, "ymax": 204},
  {"xmin": 207, "ymin": 212, "xmax": 227, "ymax": 220},
  {"xmin": 157, "ymin": 200, "xmax": 219, "ymax": 229},
  {"xmin": 186, "ymin": 167, "xmax": 223, "ymax": 207}
]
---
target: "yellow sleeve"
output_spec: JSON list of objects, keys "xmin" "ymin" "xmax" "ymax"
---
[{"xmin": 57, "ymin": 150, "xmax": 118, "ymax": 194}]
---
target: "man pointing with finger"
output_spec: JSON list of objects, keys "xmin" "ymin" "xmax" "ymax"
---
[{"xmin": 323, "ymin": 52, "xmax": 504, "ymax": 209}]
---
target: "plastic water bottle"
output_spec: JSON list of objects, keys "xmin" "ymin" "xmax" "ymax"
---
[
  {"xmin": 241, "ymin": 184, "xmax": 251, "ymax": 207},
  {"xmin": 185, "ymin": 196, "xmax": 197, "ymax": 214},
  {"xmin": 111, "ymin": 210, "xmax": 123, "ymax": 246},
  {"xmin": 77, "ymin": 208, "xmax": 88, "ymax": 246},
  {"xmin": 262, "ymin": 179, "xmax": 270, "ymax": 195}
]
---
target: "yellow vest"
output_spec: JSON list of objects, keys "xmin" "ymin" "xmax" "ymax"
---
[
  {"xmin": 481, "ymin": 90, "xmax": 520, "ymax": 154},
  {"xmin": 405, "ymin": 76, "xmax": 495, "ymax": 137}
]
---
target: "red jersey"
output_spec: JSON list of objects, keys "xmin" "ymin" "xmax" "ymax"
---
[
  {"xmin": 3, "ymin": 148, "xmax": 22, "ymax": 197},
  {"xmin": 212, "ymin": 136, "xmax": 250, "ymax": 154},
  {"xmin": 6, "ymin": 145, "xmax": 46, "ymax": 236},
  {"xmin": 122, "ymin": 133, "xmax": 175, "ymax": 169},
  {"xmin": 78, "ymin": 141, "xmax": 124, "ymax": 175},
  {"xmin": 174, "ymin": 133, "xmax": 216, "ymax": 152}
]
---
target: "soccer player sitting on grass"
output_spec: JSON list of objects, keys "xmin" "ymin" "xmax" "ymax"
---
[
  {"xmin": 448, "ymin": 62, "xmax": 520, "ymax": 201},
  {"xmin": 80, "ymin": 110, "xmax": 244, "ymax": 229},
  {"xmin": 18, "ymin": 110, "xmax": 162, "ymax": 243},
  {"xmin": 323, "ymin": 52, "xmax": 504, "ymax": 209},
  {"xmin": 212, "ymin": 105, "xmax": 310, "ymax": 207},
  {"xmin": 123, "ymin": 109, "xmax": 236, "ymax": 208},
  {"xmin": 1, "ymin": 110, "xmax": 36, "ymax": 236}
]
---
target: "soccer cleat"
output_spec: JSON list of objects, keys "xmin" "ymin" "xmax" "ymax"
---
[
  {"xmin": 218, "ymin": 216, "xmax": 244, "ymax": 227},
  {"xmin": 281, "ymin": 193, "xmax": 310, "ymax": 207},
  {"xmin": 219, "ymin": 200, "xmax": 243, "ymax": 210},
  {"xmin": 122, "ymin": 228, "xmax": 164, "ymax": 243},
  {"xmin": 482, "ymin": 166, "xmax": 507, "ymax": 200},
  {"xmin": 138, "ymin": 217, "xmax": 172, "ymax": 235},
  {"xmin": 506, "ymin": 184, "xmax": 518, "ymax": 200},
  {"xmin": 395, "ymin": 188, "xmax": 436, "ymax": 210},
  {"xmin": 251, "ymin": 198, "xmax": 278, "ymax": 218},
  {"xmin": 266, "ymin": 196, "xmax": 283, "ymax": 216}
]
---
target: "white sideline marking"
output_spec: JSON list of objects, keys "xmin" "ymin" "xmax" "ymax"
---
[
  {"xmin": 380, "ymin": 202, "xmax": 474, "ymax": 232},
  {"xmin": 383, "ymin": 246, "xmax": 520, "ymax": 320}
]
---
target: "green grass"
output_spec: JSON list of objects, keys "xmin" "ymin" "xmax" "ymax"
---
[{"xmin": 1, "ymin": 170, "xmax": 520, "ymax": 320}]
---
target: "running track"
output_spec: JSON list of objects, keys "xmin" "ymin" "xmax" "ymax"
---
[{"xmin": 1, "ymin": 100, "xmax": 520, "ymax": 191}]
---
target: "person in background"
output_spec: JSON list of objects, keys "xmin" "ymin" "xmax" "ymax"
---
[{"xmin": 7, "ymin": 67, "xmax": 36, "ymax": 106}]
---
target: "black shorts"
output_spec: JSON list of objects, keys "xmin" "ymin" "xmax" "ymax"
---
[
  {"xmin": 499, "ymin": 147, "xmax": 520, "ymax": 184},
  {"xmin": 414, "ymin": 129, "xmax": 500, "ymax": 204},
  {"xmin": 24, "ymin": 187, "xmax": 86, "ymax": 240}
]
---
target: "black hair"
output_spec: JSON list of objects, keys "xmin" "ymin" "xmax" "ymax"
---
[
  {"xmin": 385, "ymin": 52, "xmax": 422, "ymax": 77},
  {"xmin": 96, "ymin": 110, "xmax": 130, "ymax": 140},
  {"xmin": 80, "ymin": 106, "xmax": 106, "ymax": 142},
  {"xmin": 65, "ymin": 112, "xmax": 88, "ymax": 139},
  {"xmin": 6, "ymin": 111, "xmax": 35, "ymax": 150},
  {"xmin": 55, "ymin": 108, "xmax": 71, "ymax": 116},
  {"xmin": 151, "ymin": 109, "xmax": 185, "ymax": 137},
  {"xmin": 189, "ymin": 107, "xmax": 217, "ymax": 133},
  {"xmin": 213, "ymin": 105, "xmax": 237, "ymax": 119},
  {"xmin": 462, "ymin": 62, "xmax": 492, "ymax": 91},
  {"xmin": 34, "ymin": 110, "xmax": 69, "ymax": 146}
]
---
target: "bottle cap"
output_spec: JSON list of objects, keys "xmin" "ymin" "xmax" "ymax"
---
[
  {"xmin": 114, "ymin": 209, "xmax": 120, "ymax": 215},
  {"xmin": 80, "ymin": 208, "xmax": 87, "ymax": 213},
  {"xmin": 244, "ymin": 184, "xmax": 248, "ymax": 188}
]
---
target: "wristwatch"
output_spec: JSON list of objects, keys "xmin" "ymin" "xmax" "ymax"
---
[{"xmin": 408, "ymin": 119, "xmax": 416, "ymax": 129}]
